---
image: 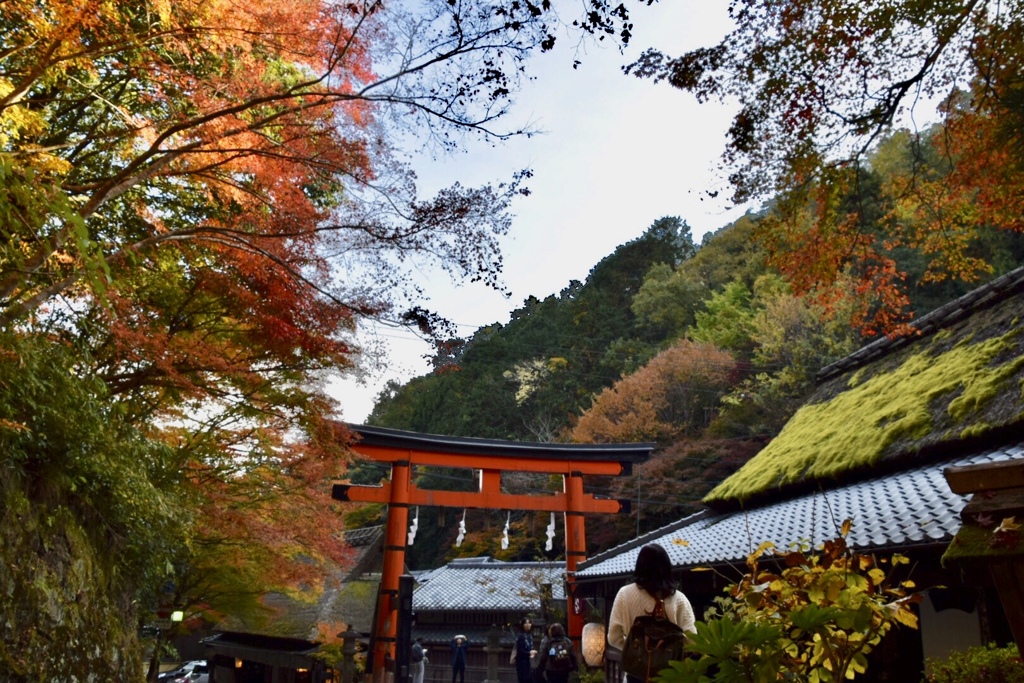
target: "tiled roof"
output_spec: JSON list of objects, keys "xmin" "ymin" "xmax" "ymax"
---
[
  {"xmin": 413, "ymin": 557, "xmax": 565, "ymax": 611},
  {"xmin": 575, "ymin": 443, "xmax": 1024, "ymax": 579},
  {"xmin": 343, "ymin": 525, "xmax": 384, "ymax": 547},
  {"xmin": 346, "ymin": 424, "xmax": 655, "ymax": 463}
]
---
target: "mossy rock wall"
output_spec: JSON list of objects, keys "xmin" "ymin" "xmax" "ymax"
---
[{"xmin": 0, "ymin": 482, "xmax": 144, "ymax": 681}]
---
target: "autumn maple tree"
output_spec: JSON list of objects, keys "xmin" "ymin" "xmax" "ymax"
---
[
  {"xmin": 0, "ymin": 0, "xmax": 647, "ymax": 678},
  {"xmin": 624, "ymin": 0, "xmax": 1024, "ymax": 333},
  {"xmin": 571, "ymin": 339, "xmax": 736, "ymax": 445}
]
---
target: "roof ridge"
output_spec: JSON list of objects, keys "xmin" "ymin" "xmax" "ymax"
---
[
  {"xmin": 817, "ymin": 265, "xmax": 1024, "ymax": 383},
  {"xmin": 575, "ymin": 508, "xmax": 714, "ymax": 573}
]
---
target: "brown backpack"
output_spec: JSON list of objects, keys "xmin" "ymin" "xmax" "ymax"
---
[{"xmin": 621, "ymin": 597, "xmax": 687, "ymax": 682}]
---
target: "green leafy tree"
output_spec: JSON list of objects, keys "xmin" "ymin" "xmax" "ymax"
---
[
  {"xmin": 0, "ymin": 333, "xmax": 188, "ymax": 680},
  {"xmin": 925, "ymin": 643, "xmax": 1024, "ymax": 683},
  {"xmin": 570, "ymin": 217, "xmax": 695, "ymax": 381},
  {"xmin": 696, "ymin": 274, "xmax": 859, "ymax": 438},
  {"xmin": 684, "ymin": 213, "xmax": 769, "ymax": 292},
  {"xmin": 631, "ymin": 263, "xmax": 709, "ymax": 342},
  {"xmin": 690, "ymin": 281, "xmax": 758, "ymax": 357}
]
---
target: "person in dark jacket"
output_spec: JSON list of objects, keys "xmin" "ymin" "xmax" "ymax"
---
[
  {"xmin": 451, "ymin": 635, "xmax": 469, "ymax": 683},
  {"xmin": 514, "ymin": 617, "xmax": 537, "ymax": 683},
  {"xmin": 535, "ymin": 623, "xmax": 577, "ymax": 683}
]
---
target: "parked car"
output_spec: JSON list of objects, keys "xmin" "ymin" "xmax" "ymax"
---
[
  {"xmin": 189, "ymin": 662, "xmax": 210, "ymax": 683},
  {"xmin": 157, "ymin": 669, "xmax": 188, "ymax": 683},
  {"xmin": 158, "ymin": 660, "xmax": 207, "ymax": 683}
]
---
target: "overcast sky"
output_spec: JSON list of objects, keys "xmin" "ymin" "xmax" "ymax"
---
[{"xmin": 329, "ymin": 1, "xmax": 753, "ymax": 423}]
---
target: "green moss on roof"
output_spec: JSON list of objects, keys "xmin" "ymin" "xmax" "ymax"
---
[
  {"xmin": 942, "ymin": 524, "xmax": 1024, "ymax": 567},
  {"xmin": 706, "ymin": 329, "xmax": 1024, "ymax": 504}
]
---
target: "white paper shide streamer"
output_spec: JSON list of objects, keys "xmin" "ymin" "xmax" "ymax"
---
[
  {"xmin": 545, "ymin": 512, "xmax": 556, "ymax": 551},
  {"xmin": 407, "ymin": 506, "xmax": 419, "ymax": 546},
  {"xmin": 501, "ymin": 512, "xmax": 510, "ymax": 550},
  {"xmin": 456, "ymin": 509, "xmax": 467, "ymax": 547}
]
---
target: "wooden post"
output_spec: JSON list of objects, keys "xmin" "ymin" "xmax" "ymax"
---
[
  {"xmin": 482, "ymin": 625, "xmax": 502, "ymax": 683},
  {"xmin": 373, "ymin": 460, "xmax": 411, "ymax": 683},
  {"xmin": 564, "ymin": 472, "xmax": 586, "ymax": 647}
]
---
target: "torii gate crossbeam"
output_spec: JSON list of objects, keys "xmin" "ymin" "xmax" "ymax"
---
[{"xmin": 333, "ymin": 425, "xmax": 654, "ymax": 683}]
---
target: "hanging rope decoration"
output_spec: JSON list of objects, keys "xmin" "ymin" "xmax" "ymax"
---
[
  {"xmin": 407, "ymin": 506, "xmax": 419, "ymax": 546},
  {"xmin": 456, "ymin": 509, "xmax": 467, "ymax": 547},
  {"xmin": 545, "ymin": 512, "xmax": 556, "ymax": 551},
  {"xmin": 501, "ymin": 512, "xmax": 510, "ymax": 550}
]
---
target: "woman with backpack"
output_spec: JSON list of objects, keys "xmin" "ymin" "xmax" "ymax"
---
[
  {"xmin": 608, "ymin": 543, "xmax": 696, "ymax": 683},
  {"xmin": 535, "ymin": 623, "xmax": 577, "ymax": 683}
]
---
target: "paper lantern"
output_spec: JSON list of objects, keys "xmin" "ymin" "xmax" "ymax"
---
[{"xmin": 581, "ymin": 622, "xmax": 606, "ymax": 667}]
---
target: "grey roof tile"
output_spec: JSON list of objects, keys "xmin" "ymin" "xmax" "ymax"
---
[
  {"xmin": 576, "ymin": 443, "xmax": 1024, "ymax": 578},
  {"xmin": 413, "ymin": 558, "xmax": 565, "ymax": 611}
]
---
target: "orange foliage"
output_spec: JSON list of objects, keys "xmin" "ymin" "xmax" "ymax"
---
[
  {"xmin": 571, "ymin": 340, "xmax": 737, "ymax": 444},
  {"xmin": 765, "ymin": 99, "xmax": 1024, "ymax": 338},
  {"xmin": 895, "ymin": 107, "xmax": 1024, "ymax": 282}
]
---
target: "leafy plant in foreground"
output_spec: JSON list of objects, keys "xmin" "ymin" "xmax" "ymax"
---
[
  {"xmin": 658, "ymin": 519, "xmax": 921, "ymax": 683},
  {"xmin": 924, "ymin": 643, "xmax": 1024, "ymax": 683}
]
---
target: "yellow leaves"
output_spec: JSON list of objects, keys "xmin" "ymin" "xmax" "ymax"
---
[
  {"xmin": 867, "ymin": 568, "xmax": 886, "ymax": 586},
  {"xmin": 51, "ymin": 250, "xmax": 76, "ymax": 265},
  {"xmin": 849, "ymin": 653, "xmax": 868, "ymax": 676},
  {"xmin": 150, "ymin": 0, "xmax": 173, "ymax": 26},
  {"xmin": 994, "ymin": 516, "xmax": 1021, "ymax": 533},
  {"xmin": 0, "ymin": 79, "xmax": 49, "ymax": 148},
  {"xmin": 315, "ymin": 620, "xmax": 349, "ymax": 645},
  {"xmin": 748, "ymin": 540, "xmax": 776, "ymax": 566},
  {"xmin": 701, "ymin": 524, "xmax": 922, "ymax": 682},
  {"xmin": 824, "ymin": 577, "xmax": 844, "ymax": 603},
  {"xmin": 840, "ymin": 518, "xmax": 852, "ymax": 537},
  {"xmin": 884, "ymin": 600, "xmax": 919, "ymax": 629},
  {"xmin": 571, "ymin": 338, "xmax": 737, "ymax": 444},
  {"xmin": 672, "ymin": 538, "xmax": 690, "ymax": 547}
]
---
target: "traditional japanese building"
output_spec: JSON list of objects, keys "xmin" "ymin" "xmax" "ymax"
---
[{"xmin": 575, "ymin": 266, "xmax": 1024, "ymax": 682}]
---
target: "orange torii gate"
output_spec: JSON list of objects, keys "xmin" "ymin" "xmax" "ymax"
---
[{"xmin": 333, "ymin": 425, "xmax": 653, "ymax": 681}]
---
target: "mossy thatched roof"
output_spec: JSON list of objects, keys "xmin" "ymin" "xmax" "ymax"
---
[
  {"xmin": 706, "ymin": 267, "xmax": 1024, "ymax": 507},
  {"xmin": 215, "ymin": 526, "xmax": 383, "ymax": 641}
]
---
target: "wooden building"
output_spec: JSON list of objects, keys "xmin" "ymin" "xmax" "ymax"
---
[{"xmin": 575, "ymin": 267, "xmax": 1024, "ymax": 681}]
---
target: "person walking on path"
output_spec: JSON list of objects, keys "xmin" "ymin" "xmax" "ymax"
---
[
  {"xmin": 411, "ymin": 638, "xmax": 426, "ymax": 683},
  {"xmin": 535, "ymin": 623, "xmax": 577, "ymax": 683},
  {"xmin": 608, "ymin": 543, "xmax": 697, "ymax": 683},
  {"xmin": 514, "ymin": 617, "xmax": 537, "ymax": 683},
  {"xmin": 451, "ymin": 634, "xmax": 469, "ymax": 683}
]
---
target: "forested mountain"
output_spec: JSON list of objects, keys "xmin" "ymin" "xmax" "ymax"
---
[
  {"xmin": 360, "ymin": 124, "xmax": 1024, "ymax": 567},
  {"xmin": 368, "ymin": 216, "xmax": 699, "ymax": 441}
]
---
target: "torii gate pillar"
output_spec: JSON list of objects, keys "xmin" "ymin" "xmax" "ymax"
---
[{"xmin": 334, "ymin": 425, "xmax": 653, "ymax": 683}]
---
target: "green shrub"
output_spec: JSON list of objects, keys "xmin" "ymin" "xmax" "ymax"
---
[{"xmin": 925, "ymin": 643, "xmax": 1024, "ymax": 683}]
